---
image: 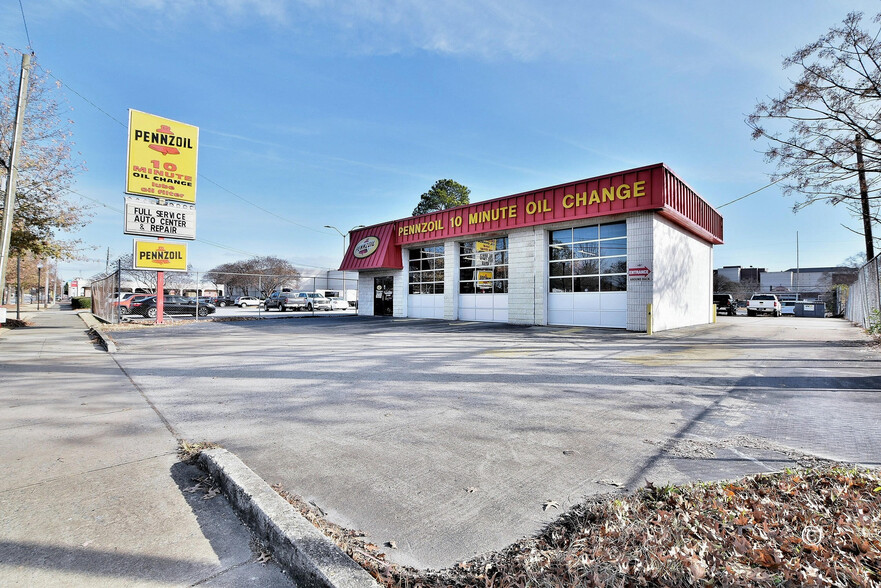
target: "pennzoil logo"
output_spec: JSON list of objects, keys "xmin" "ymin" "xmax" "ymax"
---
[{"xmin": 353, "ymin": 236, "xmax": 380, "ymax": 258}]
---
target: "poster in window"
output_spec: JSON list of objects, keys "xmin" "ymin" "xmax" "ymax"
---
[
  {"xmin": 477, "ymin": 270, "xmax": 494, "ymax": 290},
  {"xmin": 476, "ymin": 240, "xmax": 496, "ymax": 252}
]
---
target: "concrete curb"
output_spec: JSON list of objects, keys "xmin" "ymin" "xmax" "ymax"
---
[
  {"xmin": 198, "ymin": 448, "xmax": 381, "ymax": 588},
  {"xmin": 77, "ymin": 311, "xmax": 117, "ymax": 353}
]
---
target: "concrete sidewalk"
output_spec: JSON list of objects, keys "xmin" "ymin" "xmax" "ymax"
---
[{"xmin": 0, "ymin": 307, "xmax": 292, "ymax": 586}]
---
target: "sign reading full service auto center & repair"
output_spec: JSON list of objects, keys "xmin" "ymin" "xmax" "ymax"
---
[
  {"xmin": 124, "ymin": 197, "xmax": 196, "ymax": 240},
  {"xmin": 125, "ymin": 110, "xmax": 199, "ymax": 204}
]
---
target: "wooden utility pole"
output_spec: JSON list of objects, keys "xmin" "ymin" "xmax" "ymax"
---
[
  {"xmin": 0, "ymin": 53, "xmax": 32, "ymax": 304},
  {"xmin": 855, "ymin": 134, "xmax": 875, "ymax": 260}
]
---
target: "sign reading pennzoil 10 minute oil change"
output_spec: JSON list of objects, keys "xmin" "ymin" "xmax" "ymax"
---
[
  {"xmin": 132, "ymin": 239, "xmax": 189, "ymax": 272},
  {"xmin": 126, "ymin": 110, "xmax": 199, "ymax": 204}
]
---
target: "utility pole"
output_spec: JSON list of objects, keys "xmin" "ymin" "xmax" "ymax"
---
[
  {"xmin": 855, "ymin": 134, "xmax": 875, "ymax": 260},
  {"xmin": 0, "ymin": 53, "xmax": 32, "ymax": 308}
]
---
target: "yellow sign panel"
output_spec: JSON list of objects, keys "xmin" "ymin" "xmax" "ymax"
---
[
  {"xmin": 476, "ymin": 239, "xmax": 496, "ymax": 252},
  {"xmin": 126, "ymin": 110, "xmax": 199, "ymax": 203},
  {"xmin": 132, "ymin": 240, "xmax": 188, "ymax": 272},
  {"xmin": 477, "ymin": 270, "xmax": 493, "ymax": 290}
]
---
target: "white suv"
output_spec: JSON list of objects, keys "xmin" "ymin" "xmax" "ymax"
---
[
  {"xmin": 295, "ymin": 292, "xmax": 332, "ymax": 311},
  {"xmin": 235, "ymin": 296, "xmax": 262, "ymax": 307}
]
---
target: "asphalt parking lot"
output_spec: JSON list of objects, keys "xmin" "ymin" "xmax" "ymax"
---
[{"xmin": 109, "ymin": 314, "xmax": 881, "ymax": 570}]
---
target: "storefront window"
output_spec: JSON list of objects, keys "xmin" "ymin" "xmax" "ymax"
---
[
  {"xmin": 408, "ymin": 246, "xmax": 445, "ymax": 294},
  {"xmin": 460, "ymin": 237, "xmax": 508, "ymax": 294},
  {"xmin": 549, "ymin": 221, "xmax": 626, "ymax": 292}
]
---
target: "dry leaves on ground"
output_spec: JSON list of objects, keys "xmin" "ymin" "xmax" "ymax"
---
[{"xmin": 275, "ymin": 466, "xmax": 881, "ymax": 587}]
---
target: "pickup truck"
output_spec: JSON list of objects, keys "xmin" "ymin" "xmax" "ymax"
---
[
  {"xmin": 747, "ymin": 294, "xmax": 781, "ymax": 317},
  {"xmin": 263, "ymin": 291, "xmax": 306, "ymax": 312}
]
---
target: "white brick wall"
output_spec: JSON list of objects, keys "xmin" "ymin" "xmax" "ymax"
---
[
  {"xmin": 443, "ymin": 239, "xmax": 458, "ymax": 320},
  {"xmin": 508, "ymin": 227, "xmax": 541, "ymax": 324},
  {"xmin": 652, "ymin": 215, "xmax": 713, "ymax": 331},
  {"xmin": 357, "ymin": 212, "xmax": 714, "ymax": 332},
  {"xmin": 626, "ymin": 213, "xmax": 654, "ymax": 331}
]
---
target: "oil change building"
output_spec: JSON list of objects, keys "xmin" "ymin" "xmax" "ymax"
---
[{"xmin": 339, "ymin": 163, "xmax": 723, "ymax": 332}]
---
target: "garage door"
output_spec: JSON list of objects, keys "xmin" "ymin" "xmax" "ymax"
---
[{"xmin": 547, "ymin": 222, "xmax": 627, "ymax": 328}]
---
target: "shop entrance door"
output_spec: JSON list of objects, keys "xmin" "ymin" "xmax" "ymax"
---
[{"xmin": 373, "ymin": 276, "xmax": 394, "ymax": 316}]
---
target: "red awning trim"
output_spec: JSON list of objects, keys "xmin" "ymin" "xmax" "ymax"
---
[{"xmin": 336, "ymin": 163, "xmax": 722, "ymax": 271}]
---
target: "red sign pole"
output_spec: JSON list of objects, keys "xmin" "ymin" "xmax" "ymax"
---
[{"xmin": 156, "ymin": 237, "xmax": 165, "ymax": 324}]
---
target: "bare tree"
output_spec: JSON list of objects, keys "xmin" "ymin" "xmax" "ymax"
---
[
  {"xmin": 747, "ymin": 11, "xmax": 881, "ymax": 259},
  {"xmin": 205, "ymin": 256, "xmax": 300, "ymax": 297}
]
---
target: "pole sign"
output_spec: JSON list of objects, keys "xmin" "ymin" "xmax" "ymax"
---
[
  {"xmin": 126, "ymin": 110, "xmax": 199, "ymax": 204},
  {"xmin": 124, "ymin": 197, "xmax": 196, "ymax": 240},
  {"xmin": 132, "ymin": 239, "xmax": 189, "ymax": 272}
]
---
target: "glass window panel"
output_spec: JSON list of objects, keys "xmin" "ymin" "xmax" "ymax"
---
[
  {"xmin": 573, "ymin": 225, "xmax": 598, "ymax": 242},
  {"xmin": 549, "ymin": 244, "xmax": 572, "ymax": 261},
  {"xmin": 494, "ymin": 266, "xmax": 507, "ymax": 280},
  {"xmin": 409, "ymin": 260, "xmax": 420, "ymax": 272},
  {"xmin": 435, "ymin": 270, "xmax": 444, "ymax": 282},
  {"xmin": 493, "ymin": 280, "xmax": 508, "ymax": 294},
  {"xmin": 574, "ymin": 276, "xmax": 599, "ymax": 292},
  {"xmin": 435, "ymin": 283, "xmax": 444, "ymax": 294},
  {"xmin": 495, "ymin": 251, "xmax": 508, "ymax": 265},
  {"xmin": 425, "ymin": 284, "xmax": 436, "ymax": 294},
  {"xmin": 434, "ymin": 257, "xmax": 444, "ymax": 269},
  {"xmin": 572, "ymin": 259, "xmax": 598, "ymax": 275},
  {"xmin": 600, "ymin": 222, "xmax": 626, "ymax": 239},
  {"xmin": 409, "ymin": 284, "xmax": 420, "ymax": 294},
  {"xmin": 460, "ymin": 268, "xmax": 475, "ymax": 281},
  {"xmin": 496, "ymin": 238, "xmax": 508, "ymax": 250},
  {"xmin": 460, "ymin": 254, "xmax": 474, "ymax": 268},
  {"xmin": 601, "ymin": 275, "xmax": 627, "ymax": 291},
  {"xmin": 573, "ymin": 242, "xmax": 599, "ymax": 258},
  {"xmin": 600, "ymin": 238, "xmax": 627, "ymax": 257},
  {"xmin": 459, "ymin": 281, "xmax": 474, "ymax": 294},
  {"xmin": 600, "ymin": 257, "xmax": 628, "ymax": 274},
  {"xmin": 549, "ymin": 277, "xmax": 573, "ymax": 292},
  {"xmin": 549, "ymin": 261, "xmax": 572, "ymax": 277},
  {"xmin": 550, "ymin": 229, "xmax": 572, "ymax": 245}
]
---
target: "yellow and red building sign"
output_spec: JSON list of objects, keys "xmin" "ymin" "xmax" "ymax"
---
[
  {"xmin": 126, "ymin": 110, "xmax": 199, "ymax": 204},
  {"xmin": 132, "ymin": 239, "xmax": 188, "ymax": 272}
]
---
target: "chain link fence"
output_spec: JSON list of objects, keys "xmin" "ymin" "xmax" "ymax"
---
[
  {"xmin": 845, "ymin": 254, "xmax": 880, "ymax": 330},
  {"xmin": 89, "ymin": 269, "xmax": 358, "ymax": 323}
]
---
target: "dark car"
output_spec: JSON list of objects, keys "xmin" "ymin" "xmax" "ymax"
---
[
  {"xmin": 211, "ymin": 296, "xmax": 235, "ymax": 307},
  {"xmin": 129, "ymin": 295, "xmax": 216, "ymax": 318},
  {"xmin": 713, "ymin": 294, "xmax": 735, "ymax": 316}
]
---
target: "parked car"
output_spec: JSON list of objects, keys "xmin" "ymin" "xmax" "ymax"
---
[
  {"xmin": 129, "ymin": 295, "xmax": 216, "ymax": 318},
  {"xmin": 114, "ymin": 294, "xmax": 152, "ymax": 315},
  {"xmin": 327, "ymin": 297, "xmax": 350, "ymax": 310},
  {"xmin": 235, "ymin": 296, "xmax": 262, "ymax": 307},
  {"xmin": 712, "ymin": 294, "xmax": 735, "ymax": 316},
  {"xmin": 293, "ymin": 292, "xmax": 332, "ymax": 311},
  {"xmin": 747, "ymin": 294, "xmax": 781, "ymax": 317},
  {"xmin": 211, "ymin": 296, "xmax": 235, "ymax": 307}
]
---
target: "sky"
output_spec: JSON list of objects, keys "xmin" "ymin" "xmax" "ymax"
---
[{"xmin": 3, "ymin": 0, "xmax": 879, "ymax": 282}]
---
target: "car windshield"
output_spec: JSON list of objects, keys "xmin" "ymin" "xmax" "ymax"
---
[{"xmin": 752, "ymin": 295, "xmax": 776, "ymax": 300}]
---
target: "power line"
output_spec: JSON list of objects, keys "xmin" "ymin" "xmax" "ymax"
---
[
  {"xmin": 716, "ymin": 175, "xmax": 788, "ymax": 209},
  {"xmin": 17, "ymin": 0, "xmax": 32, "ymax": 51}
]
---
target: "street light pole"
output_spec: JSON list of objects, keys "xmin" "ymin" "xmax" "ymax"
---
[
  {"xmin": 36, "ymin": 263, "xmax": 42, "ymax": 310},
  {"xmin": 324, "ymin": 225, "xmax": 366, "ymax": 257}
]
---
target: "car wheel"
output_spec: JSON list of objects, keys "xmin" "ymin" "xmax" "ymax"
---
[
  {"xmin": 119, "ymin": 307, "xmax": 129, "ymax": 315},
  {"xmin": 198, "ymin": 307, "xmax": 209, "ymax": 316},
  {"xmin": 279, "ymin": 306, "xmax": 285, "ymax": 312},
  {"xmin": 307, "ymin": 304, "xmax": 313, "ymax": 311},
  {"xmin": 219, "ymin": 302, "xmax": 226, "ymax": 307},
  {"xmin": 146, "ymin": 307, "xmax": 157, "ymax": 318}
]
